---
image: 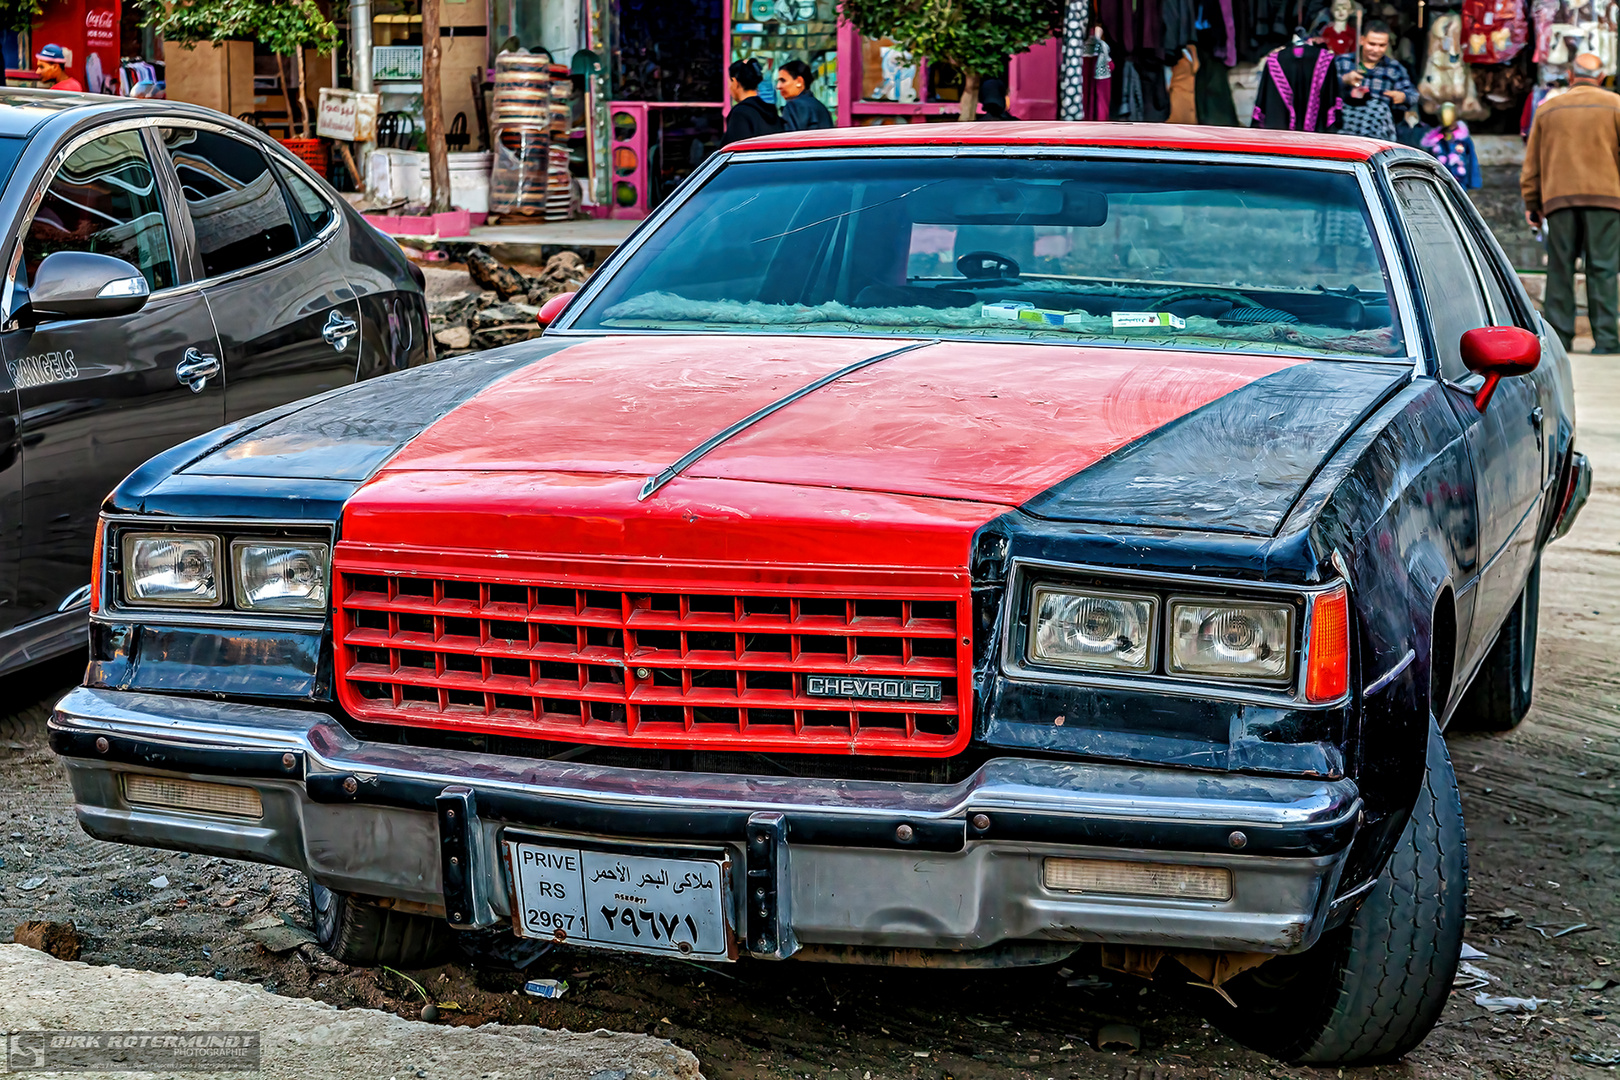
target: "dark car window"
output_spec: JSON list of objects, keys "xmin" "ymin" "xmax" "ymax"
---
[
  {"xmin": 1447, "ymin": 192, "xmax": 1523, "ymax": 330},
  {"xmin": 1392, "ymin": 176, "xmax": 1491, "ymax": 379},
  {"xmin": 160, "ymin": 127, "xmax": 299, "ymax": 278},
  {"xmin": 23, "ymin": 129, "xmax": 175, "ymax": 292},
  {"xmin": 570, "ymin": 155, "xmax": 1406, "ymax": 359},
  {"xmin": 275, "ymin": 162, "xmax": 335, "ymax": 239}
]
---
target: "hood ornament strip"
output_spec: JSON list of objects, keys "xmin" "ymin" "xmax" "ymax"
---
[{"xmin": 637, "ymin": 338, "xmax": 938, "ymax": 501}]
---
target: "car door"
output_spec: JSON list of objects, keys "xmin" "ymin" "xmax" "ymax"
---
[
  {"xmin": 156, "ymin": 125, "xmax": 363, "ymax": 423},
  {"xmin": 1391, "ymin": 172, "xmax": 1544, "ymax": 669},
  {"xmin": 0, "ymin": 124, "xmax": 223, "ymax": 622}
]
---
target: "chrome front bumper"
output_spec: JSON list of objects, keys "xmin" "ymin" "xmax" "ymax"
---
[{"xmin": 52, "ymin": 687, "xmax": 1360, "ymax": 959}]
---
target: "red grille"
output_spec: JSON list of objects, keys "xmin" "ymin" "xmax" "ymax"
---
[{"xmin": 333, "ymin": 569, "xmax": 972, "ymax": 756}]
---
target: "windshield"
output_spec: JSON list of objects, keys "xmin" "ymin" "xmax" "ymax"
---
[{"xmin": 571, "ymin": 155, "xmax": 1405, "ymax": 359}]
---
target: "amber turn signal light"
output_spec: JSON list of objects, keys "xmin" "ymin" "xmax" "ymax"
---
[{"xmin": 1305, "ymin": 585, "xmax": 1350, "ymax": 703}]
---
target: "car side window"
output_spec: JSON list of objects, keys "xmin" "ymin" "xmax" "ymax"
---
[
  {"xmin": 1393, "ymin": 176, "xmax": 1492, "ymax": 380},
  {"xmin": 274, "ymin": 162, "xmax": 335, "ymax": 239},
  {"xmin": 23, "ymin": 129, "xmax": 176, "ymax": 292},
  {"xmin": 160, "ymin": 127, "xmax": 299, "ymax": 278},
  {"xmin": 1448, "ymin": 196, "xmax": 1524, "ymax": 330}
]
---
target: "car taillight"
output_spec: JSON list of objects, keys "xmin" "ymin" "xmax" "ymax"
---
[{"xmin": 1305, "ymin": 585, "xmax": 1350, "ymax": 702}]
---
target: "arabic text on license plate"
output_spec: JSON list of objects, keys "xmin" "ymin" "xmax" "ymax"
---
[{"xmin": 506, "ymin": 840, "xmax": 731, "ymax": 960}]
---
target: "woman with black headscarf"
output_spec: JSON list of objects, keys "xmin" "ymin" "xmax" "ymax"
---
[
  {"xmin": 722, "ymin": 60, "xmax": 784, "ymax": 145},
  {"xmin": 776, "ymin": 60, "xmax": 835, "ymax": 131}
]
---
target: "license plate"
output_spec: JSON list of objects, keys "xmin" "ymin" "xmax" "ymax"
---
[{"xmin": 504, "ymin": 836, "xmax": 734, "ymax": 961}]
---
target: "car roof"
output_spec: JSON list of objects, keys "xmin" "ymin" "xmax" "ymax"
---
[
  {"xmin": 0, "ymin": 89, "xmax": 265, "ymax": 139},
  {"xmin": 0, "ymin": 88, "xmax": 109, "ymax": 136},
  {"xmin": 730, "ymin": 121, "xmax": 1394, "ymax": 163}
]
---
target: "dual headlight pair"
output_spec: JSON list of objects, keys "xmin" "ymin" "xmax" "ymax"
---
[
  {"xmin": 120, "ymin": 533, "xmax": 330, "ymax": 613},
  {"xmin": 1030, "ymin": 585, "xmax": 1296, "ymax": 683}
]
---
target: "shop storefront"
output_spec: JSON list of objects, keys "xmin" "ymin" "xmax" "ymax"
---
[{"xmin": 1, "ymin": 0, "xmax": 124, "ymax": 91}]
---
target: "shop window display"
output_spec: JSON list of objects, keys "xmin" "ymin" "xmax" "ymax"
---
[{"xmin": 729, "ymin": 0, "xmax": 838, "ymax": 112}]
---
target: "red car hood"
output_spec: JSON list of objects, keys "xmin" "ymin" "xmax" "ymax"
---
[{"xmin": 340, "ymin": 335, "xmax": 1300, "ymax": 569}]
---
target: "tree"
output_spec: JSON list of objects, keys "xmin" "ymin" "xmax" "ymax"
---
[
  {"xmin": 422, "ymin": 0, "xmax": 449, "ymax": 212},
  {"xmin": 151, "ymin": 0, "xmax": 339, "ymax": 138},
  {"xmin": 840, "ymin": 0, "xmax": 1062, "ymax": 122},
  {"xmin": 0, "ymin": 0, "xmax": 51, "ymax": 33}
]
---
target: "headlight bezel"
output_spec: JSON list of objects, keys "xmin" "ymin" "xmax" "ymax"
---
[
  {"xmin": 231, "ymin": 539, "xmax": 332, "ymax": 613},
  {"xmin": 1004, "ymin": 558, "xmax": 1344, "ymax": 707},
  {"xmin": 102, "ymin": 516, "xmax": 334, "ymax": 623},
  {"xmin": 1026, "ymin": 584, "xmax": 1159, "ymax": 673},
  {"xmin": 120, "ymin": 532, "xmax": 224, "ymax": 608},
  {"xmin": 1165, "ymin": 595, "xmax": 1296, "ymax": 685}
]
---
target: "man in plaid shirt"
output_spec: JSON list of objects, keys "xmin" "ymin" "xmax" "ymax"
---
[{"xmin": 1334, "ymin": 21, "xmax": 1417, "ymax": 140}]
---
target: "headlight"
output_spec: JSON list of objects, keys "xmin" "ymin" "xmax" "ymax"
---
[
  {"xmin": 1169, "ymin": 600, "xmax": 1293, "ymax": 682},
  {"xmin": 122, "ymin": 533, "xmax": 220, "ymax": 606},
  {"xmin": 1029, "ymin": 586, "xmax": 1156, "ymax": 672},
  {"xmin": 232, "ymin": 541, "xmax": 330, "ymax": 612}
]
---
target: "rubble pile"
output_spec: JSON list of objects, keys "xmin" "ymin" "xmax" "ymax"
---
[{"xmin": 430, "ymin": 248, "xmax": 590, "ymax": 354}]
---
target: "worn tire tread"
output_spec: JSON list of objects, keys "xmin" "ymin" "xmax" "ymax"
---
[
  {"xmin": 313, "ymin": 882, "xmax": 453, "ymax": 969},
  {"xmin": 1208, "ymin": 719, "xmax": 1467, "ymax": 1065}
]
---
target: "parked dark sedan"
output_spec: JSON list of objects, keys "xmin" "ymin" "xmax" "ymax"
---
[
  {"xmin": 0, "ymin": 90, "xmax": 428, "ymax": 673},
  {"xmin": 52, "ymin": 124, "xmax": 1588, "ymax": 1066}
]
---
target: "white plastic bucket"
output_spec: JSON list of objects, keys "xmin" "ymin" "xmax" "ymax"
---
[
  {"xmin": 369, "ymin": 148, "xmax": 427, "ymax": 204},
  {"xmin": 416, "ymin": 151, "xmax": 493, "ymax": 213}
]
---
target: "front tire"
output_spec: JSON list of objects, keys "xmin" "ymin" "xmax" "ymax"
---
[
  {"xmin": 310, "ymin": 881, "xmax": 454, "ymax": 968},
  {"xmin": 1209, "ymin": 718, "xmax": 1467, "ymax": 1064},
  {"xmin": 1454, "ymin": 557, "xmax": 1539, "ymax": 731}
]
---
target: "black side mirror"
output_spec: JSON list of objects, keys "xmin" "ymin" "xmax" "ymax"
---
[{"xmin": 25, "ymin": 251, "xmax": 150, "ymax": 321}]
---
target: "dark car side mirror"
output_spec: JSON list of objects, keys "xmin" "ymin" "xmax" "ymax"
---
[
  {"xmin": 536, "ymin": 291, "xmax": 577, "ymax": 328},
  {"xmin": 25, "ymin": 251, "xmax": 150, "ymax": 322},
  {"xmin": 1459, "ymin": 326, "xmax": 1540, "ymax": 412}
]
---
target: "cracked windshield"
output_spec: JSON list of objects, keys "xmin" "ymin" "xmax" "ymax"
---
[{"xmin": 574, "ymin": 156, "xmax": 1404, "ymax": 359}]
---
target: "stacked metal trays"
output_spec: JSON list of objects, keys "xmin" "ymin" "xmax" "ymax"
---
[{"xmin": 490, "ymin": 52, "xmax": 573, "ymax": 219}]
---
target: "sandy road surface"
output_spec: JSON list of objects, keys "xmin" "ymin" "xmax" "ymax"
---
[{"xmin": 0, "ymin": 356, "xmax": 1617, "ymax": 1080}]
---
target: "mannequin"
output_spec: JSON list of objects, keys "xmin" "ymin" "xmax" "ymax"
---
[
  {"xmin": 1395, "ymin": 107, "xmax": 1434, "ymax": 148},
  {"xmin": 1422, "ymin": 101, "xmax": 1483, "ymax": 187},
  {"xmin": 1321, "ymin": 0, "xmax": 1362, "ymax": 54}
]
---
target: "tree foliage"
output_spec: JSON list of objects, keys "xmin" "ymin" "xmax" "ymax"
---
[
  {"xmin": 0, "ymin": 0, "xmax": 49, "ymax": 35},
  {"xmin": 150, "ymin": 0, "xmax": 338, "ymax": 136},
  {"xmin": 840, "ymin": 0, "xmax": 1061, "ymax": 119},
  {"xmin": 149, "ymin": 0, "xmax": 339, "ymax": 57}
]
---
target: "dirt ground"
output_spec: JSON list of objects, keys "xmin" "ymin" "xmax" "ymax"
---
[{"xmin": 2, "ymin": 352, "xmax": 1617, "ymax": 1080}]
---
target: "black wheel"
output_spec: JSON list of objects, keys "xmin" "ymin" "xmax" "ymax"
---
[
  {"xmin": 310, "ymin": 881, "xmax": 454, "ymax": 968},
  {"xmin": 1207, "ymin": 718, "xmax": 1467, "ymax": 1064},
  {"xmin": 1454, "ymin": 557, "xmax": 1540, "ymax": 731}
]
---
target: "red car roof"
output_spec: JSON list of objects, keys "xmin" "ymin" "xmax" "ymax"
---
[{"xmin": 730, "ymin": 121, "xmax": 1393, "ymax": 162}]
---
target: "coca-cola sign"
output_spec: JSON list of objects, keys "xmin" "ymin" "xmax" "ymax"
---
[{"xmin": 85, "ymin": 8, "xmax": 116, "ymax": 46}]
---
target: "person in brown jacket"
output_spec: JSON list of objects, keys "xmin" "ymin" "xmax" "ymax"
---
[{"xmin": 1522, "ymin": 52, "xmax": 1620, "ymax": 352}]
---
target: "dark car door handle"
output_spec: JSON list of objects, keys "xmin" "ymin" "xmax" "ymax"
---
[
  {"xmin": 322, "ymin": 310, "xmax": 358, "ymax": 352},
  {"xmin": 175, "ymin": 348, "xmax": 220, "ymax": 393}
]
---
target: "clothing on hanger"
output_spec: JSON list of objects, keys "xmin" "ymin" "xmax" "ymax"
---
[
  {"xmin": 1253, "ymin": 42, "xmax": 1343, "ymax": 129},
  {"xmin": 1060, "ymin": 0, "xmax": 1090, "ymax": 120},
  {"xmin": 1081, "ymin": 32, "xmax": 1114, "ymax": 121},
  {"xmin": 1116, "ymin": 56, "xmax": 1147, "ymax": 119}
]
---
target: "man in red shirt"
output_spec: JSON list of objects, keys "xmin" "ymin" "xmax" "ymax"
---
[{"xmin": 35, "ymin": 45, "xmax": 84, "ymax": 92}]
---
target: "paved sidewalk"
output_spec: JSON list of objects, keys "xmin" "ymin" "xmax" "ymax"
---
[{"xmin": 0, "ymin": 944, "xmax": 703, "ymax": 1080}]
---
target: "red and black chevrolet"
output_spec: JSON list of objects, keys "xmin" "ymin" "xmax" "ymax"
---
[{"xmin": 52, "ymin": 124, "xmax": 1589, "ymax": 1064}]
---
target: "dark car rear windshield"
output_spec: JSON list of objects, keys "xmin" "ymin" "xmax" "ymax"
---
[{"xmin": 571, "ymin": 155, "xmax": 1405, "ymax": 359}]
